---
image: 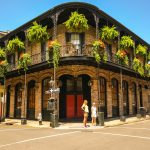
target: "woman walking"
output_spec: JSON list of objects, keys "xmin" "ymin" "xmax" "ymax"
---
[{"xmin": 81, "ymin": 100, "xmax": 89, "ymax": 128}]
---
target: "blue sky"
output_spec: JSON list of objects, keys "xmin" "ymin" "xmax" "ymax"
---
[{"xmin": 0, "ymin": 0, "xmax": 150, "ymax": 44}]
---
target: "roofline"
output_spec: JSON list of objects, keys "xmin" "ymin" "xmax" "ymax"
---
[{"xmin": 0, "ymin": 2, "xmax": 149, "ymax": 46}]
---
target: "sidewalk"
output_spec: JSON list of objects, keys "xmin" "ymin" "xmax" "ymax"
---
[{"xmin": 1, "ymin": 115, "xmax": 150, "ymax": 129}]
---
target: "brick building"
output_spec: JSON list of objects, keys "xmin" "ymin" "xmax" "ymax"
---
[{"xmin": 0, "ymin": 2, "xmax": 150, "ymax": 121}]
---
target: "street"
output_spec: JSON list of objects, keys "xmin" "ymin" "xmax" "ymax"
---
[{"xmin": 0, "ymin": 120, "xmax": 150, "ymax": 150}]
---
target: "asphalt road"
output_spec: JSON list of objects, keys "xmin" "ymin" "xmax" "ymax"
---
[{"xmin": 0, "ymin": 120, "xmax": 150, "ymax": 150}]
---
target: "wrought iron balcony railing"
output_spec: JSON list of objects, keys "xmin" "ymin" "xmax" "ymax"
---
[{"xmin": 7, "ymin": 44, "xmax": 133, "ymax": 72}]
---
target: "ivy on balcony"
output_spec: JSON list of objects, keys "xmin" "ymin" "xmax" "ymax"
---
[
  {"xmin": 48, "ymin": 40, "xmax": 61, "ymax": 68},
  {"xmin": 0, "ymin": 48, "xmax": 6, "ymax": 61},
  {"xmin": 99, "ymin": 26, "xmax": 119, "ymax": 42},
  {"xmin": 115, "ymin": 50, "xmax": 129, "ymax": 66},
  {"xmin": 64, "ymin": 11, "xmax": 89, "ymax": 32},
  {"xmin": 119, "ymin": 36, "xmax": 134, "ymax": 49},
  {"xmin": 18, "ymin": 53, "xmax": 32, "ymax": 71},
  {"xmin": 27, "ymin": 21, "xmax": 49, "ymax": 43},
  {"xmin": 132, "ymin": 57, "xmax": 144, "ymax": 76},
  {"xmin": 92, "ymin": 40, "xmax": 107, "ymax": 63},
  {"xmin": 6, "ymin": 37, "xmax": 25, "ymax": 53},
  {"xmin": 135, "ymin": 44, "xmax": 147, "ymax": 56}
]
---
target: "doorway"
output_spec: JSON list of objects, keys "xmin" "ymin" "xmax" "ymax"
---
[
  {"xmin": 14, "ymin": 83, "xmax": 22, "ymax": 119},
  {"xmin": 6, "ymin": 85, "xmax": 11, "ymax": 118},
  {"xmin": 59, "ymin": 74, "xmax": 91, "ymax": 120},
  {"xmin": 27, "ymin": 80, "xmax": 35, "ymax": 119}
]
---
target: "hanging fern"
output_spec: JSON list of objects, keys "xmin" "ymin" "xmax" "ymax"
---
[
  {"xmin": 0, "ymin": 60, "xmax": 9, "ymax": 77},
  {"xmin": 92, "ymin": 40, "xmax": 107, "ymax": 63},
  {"xmin": 148, "ymin": 52, "xmax": 150, "ymax": 60},
  {"xmin": 119, "ymin": 36, "xmax": 134, "ymax": 49},
  {"xmin": 0, "ymin": 48, "xmax": 6, "ymax": 60},
  {"xmin": 6, "ymin": 37, "xmax": 25, "ymax": 53},
  {"xmin": 115, "ymin": 50, "xmax": 129, "ymax": 65},
  {"xmin": 48, "ymin": 40, "xmax": 61, "ymax": 68},
  {"xmin": 18, "ymin": 53, "xmax": 32, "ymax": 72},
  {"xmin": 145, "ymin": 63, "xmax": 150, "ymax": 71},
  {"xmin": 64, "ymin": 11, "xmax": 89, "ymax": 32},
  {"xmin": 132, "ymin": 57, "xmax": 144, "ymax": 76},
  {"xmin": 27, "ymin": 21, "xmax": 49, "ymax": 43},
  {"xmin": 135, "ymin": 44, "xmax": 147, "ymax": 56},
  {"xmin": 99, "ymin": 26, "xmax": 119, "ymax": 41}
]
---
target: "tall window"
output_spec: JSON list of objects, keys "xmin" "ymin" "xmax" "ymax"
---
[
  {"xmin": 15, "ymin": 83, "xmax": 22, "ymax": 110},
  {"xmin": 42, "ymin": 78, "xmax": 51, "ymax": 109},
  {"xmin": 99, "ymin": 77, "xmax": 106, "ymax": 107},
  {"xmin": 132, "ymin": 82, "xmax": 137, "ymax": 114},
  {"xmin": 7, "ymin": 54, "xmax": 15, "ymax": 68},
  {"xmin": 28, "ymin": 81, "xmax": 35, "ymax": 109}
]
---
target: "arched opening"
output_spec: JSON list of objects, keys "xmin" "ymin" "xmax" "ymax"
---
[
  {"xmin": 42, "ymin": 77, "xmax": 51, "ymax": 121},
  {"xmin": 131, "ymin": 82, "xmax": 137, "ymax": 115},
  {"xmin": 111, "ymin": 78, "xmax": 119, "ymax": 117},
  {"xmin": 139, "ymin": 84, "xmax": 143, "ymax": 107},
  {"xmin": 99, "ymin": 77, "xmax": 107, "ymax": 118},
  {"xmin": 59, "ymin": 74, "xmax": 91, "ymax": 120},
  {"xmin": 14, "ymin": 83, "xmax": 22, "ymax": 118},
  {"xmin": 27, "ymin": 80, "xmax": 35, "ymax": 119},
  {"xmin": 123, "ymin": 80, "xmax": 129, "ymax": 116},
  {"xmin": 6, "ymin": 85, "xmax": 11, "ymax": 118}
]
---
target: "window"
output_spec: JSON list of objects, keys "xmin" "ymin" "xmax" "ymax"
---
[
  {"xmin": 7, "ymin": 54, "xmax": 15, "ymax": 66},
  {"xmin": 66, "ymin": 32, "xmax": 85, "ymax": 54}
]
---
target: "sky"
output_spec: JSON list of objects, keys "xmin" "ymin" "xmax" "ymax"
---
[{"xmin": 0, "ymin": 0, "xmax": 150, "ymax": 44}]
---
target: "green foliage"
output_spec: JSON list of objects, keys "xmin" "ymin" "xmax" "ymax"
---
[
  {"xmin": 18, "ymin": 53, "xmax": 32, "ymax": 72},
  {"xmin": 132, "ymin": 57, "xmax": 144, "ymax": 76},
  {"xmin": 27, "ymin": 21, "xmax": 49, "ymax": 43},
  {"xmin": 145, "ymin": 63, "xmax": 150, "ymax": 71},
  {"xmin": 6, "ymin": 37, "xmax": 25, "ymax": 53},
  {"xmin": 0, "ymin": 48, "xmax": 6, "ymax": 60},
  {"xmin": 0, "ymin": 60, "xmax": 9, "ymax": 77},
  {"xmin": 64, "ymin": 11, "xmax": 89, "ymax": 32},
  {"xmin": 119, "ymin": 36, "xmax": 134, "ymax": 49},
  {"xmin": 48, "ymin": 40, "xmax": 61, "ymax": 68},
  {"xmin": 99, "ymin": 26, "xmax": 119, "ymax": 41},
  {"xmin": 148, "ymin": 52, "xmax": 150, "ymax": 60},
  {"xmin": 115, "ymin": 50, "xmax": 129, "ymax": 65},
  {"xmin": 92, "ymin": 40, "xmax": 107, "ymax": 63},
  {"xmin": 135, "ymin": 44, "xmax": 147, "ymax": 56}
]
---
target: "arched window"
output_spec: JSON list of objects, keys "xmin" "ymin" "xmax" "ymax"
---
[
  {"xmin": 131, "ymin": 82, "xmax": 137, "ymax": 115},
  {"xmin": 111, "ymin": 78, "xmax": 119, "ymax": 117},
  {"xmin": 14, "ymin": 83, "xmax": 22, "ymax": 118},
  {"xmin": 42, "ymin": 77, "xmax": 51, "ymax": 120},
  {"xmin": 122, "ymin": 80, "xmax": 129, "ymax": 116},
  {"xmin": 99, "ymin": 77, "xmax": 107, "ymax": 118}
]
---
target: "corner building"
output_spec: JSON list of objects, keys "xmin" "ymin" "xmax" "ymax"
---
[{"xmin": 0, "ymin": 2, "xmax": 150, "ymax": 121}]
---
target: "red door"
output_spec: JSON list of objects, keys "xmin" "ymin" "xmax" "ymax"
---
[
  {"xmin": 77, "ymin": 95, "xmax": 83, "ymax": 118},
  {"xmin": 66, "ymin": 95, "xmax": 75, "ymax": 118}
]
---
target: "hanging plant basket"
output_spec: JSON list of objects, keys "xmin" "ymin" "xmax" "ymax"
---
[
  {"xmin": 48, "ymin": 40, "xmax": 61, "ymax": 68},
  {"xmin": 27, "ymin": 21, "xmax": 49, "ymax": 43},
  {"xmin": 115, "ymin": 50, "xmax": 129, "ymax": 65},
  {"xmin": 18, "ymin": 53, "xmax": 32, "ymax": 71},
  {"xmin": 135, "ymin": 44, "xmax": 147, "ymax": 56},
  {"xmin": 64, "ymin": 11, "xmax": 89, "ymax": 32},
  {"xmin": 92, "ymin": 40, "xmax": 107, "ymax": 63},
  {"xmin": 132, "ymin": 57, "xmax": 144, "ymax": 76},
  {"xmin": 119, "ymin": 36, "xmax": 134, "ymax": 49},
  {"xmin": 6, "ymin": 37, "xmax": 25, "ymax": 53},
  {"xmin": 0, "ymin": 48, "xmax": 6, "ymax": 61},
  {"xmin": 99, "ymin": 26, "xmax": 119, "ymax": 42},
  {"xmin": 145, "ymin": 63, "xmax": 150, "ymax": 71}
]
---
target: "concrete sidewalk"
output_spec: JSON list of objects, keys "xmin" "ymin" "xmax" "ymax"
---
[{"xmin": 1, "ymin": 115, "xmax": 150, "ymax": 129}]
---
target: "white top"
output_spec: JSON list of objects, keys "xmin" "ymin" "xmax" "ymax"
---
[
  {"xmin": 81, "ymin": 104, "xmax": 89, "ymax": 113},
  {"xmin": 91, "ymin": 106, "xmax": 97, "ymax": 117}
]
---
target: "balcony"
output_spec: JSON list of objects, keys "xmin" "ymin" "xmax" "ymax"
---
[{"xmin": 7, "ymin": 44, "xmax": 133, "ymax": 72}]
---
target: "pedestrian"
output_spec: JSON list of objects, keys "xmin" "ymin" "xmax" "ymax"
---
[
  {"xmin": 91, "ymin": 102, "xmax": 97, "ymax": 126},
  {"xmin": 81, "ymin": 100, "xmax": 89, "ymax": 128}
]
